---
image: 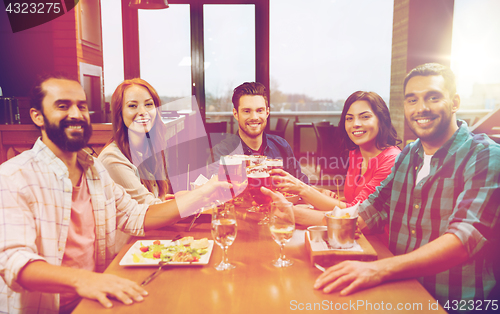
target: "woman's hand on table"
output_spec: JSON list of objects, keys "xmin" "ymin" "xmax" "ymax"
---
[
  {"xmin": 314, "ymin": 260, "xmax": 385, "ymax": 296},
  {"xmin": 75, "ymin": 272, "xmax": 148, "ymax": 308}
]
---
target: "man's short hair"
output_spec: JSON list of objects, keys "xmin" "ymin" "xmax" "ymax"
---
[
  {"xmin": 403, "ymin": 63, "xmax": 457, "ymax": 97},
  {"xmin": 232, "ymin": 82, "xmax": 269, "ymax": 111},
  {"xmin": 30, "ymin": 73, "xmax": 80, "ymax": 111}
]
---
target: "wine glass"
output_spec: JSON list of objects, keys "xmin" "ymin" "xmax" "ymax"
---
[
  {"xmin": 211, "ymin": 202, "xmax": 238, "ymax": 271},
  {"xmin": 269, "ymin": 201, "xmax": 295, "ymax": 267}
]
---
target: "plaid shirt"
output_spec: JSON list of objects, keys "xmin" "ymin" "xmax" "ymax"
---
[
  {"xmin": 0, "ymin": 138, "xmax": 149, "ymax": 313},
  {"xmin": 359, "ymin": 121, "xmax": 500, "ymax": 305}
]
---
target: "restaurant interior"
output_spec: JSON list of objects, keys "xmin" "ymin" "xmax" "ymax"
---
[
  {"xmin": 1, "ymin": 0, "xmax": 499, "ymax": 181},
  {"xmin": 0, "ymin": 0, "xmax": 499, "ymax": 312}
]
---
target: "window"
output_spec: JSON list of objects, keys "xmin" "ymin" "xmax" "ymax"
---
[
  {"xmin": 80, "ymin": 0, "xmax": 102, "ymax": 50},
  {"xmin": 451, "ymin": 0, "xmax": 500, "ymax": 111},
  {"xmin": 103, "ymin": 1, "xmax": 265, "ymax": 120},
  {"xmin": 204, "ymin": 4, "xmax": 256, "ymax": 113},
  {"xmin": 139, "ymin": 5, "xmax": 192, "ymax": 109},
  {"xmin": 269, "ymin": 0, "xmax": 394, "ymax": 112},
  {"xmin": 101, "ymin": 0, "xmax": 124, "ymax": 99}
]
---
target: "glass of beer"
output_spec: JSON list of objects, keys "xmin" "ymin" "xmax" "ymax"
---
[
  {"xmin": 244, "ymin": 155, "xmax": 266, "ymax": 167},
  {"xmin": 246, "ymin": 163, "xmax": 273, "ymax": 224},
  {"xmin": 266, "ymin": 158, "xmax": 283, "ymax": 170},
  {"xmin": 266, "ymin": 158, "xmax": 283, "ymax": 190},
  {"xmin": 218, "ymin": 155, "xmax": 247, "ymax": 198}
]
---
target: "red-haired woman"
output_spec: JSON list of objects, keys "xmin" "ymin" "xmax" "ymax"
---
[
  {"xmin": 99, "ymin": 79, "xmax": 221, "ymax": 248},
  {"xmin": 99, "ymin": 78, "xmax": 173, "ymax": 205}
]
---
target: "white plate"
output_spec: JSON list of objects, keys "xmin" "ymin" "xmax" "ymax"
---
[{"xmin": 119, "ymin": 239, "xmax": 214, "ymax": 266}]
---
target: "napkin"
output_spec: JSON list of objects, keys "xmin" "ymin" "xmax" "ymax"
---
[
  {"xmin": 309, "ymin": 237, "xmax": 363, "ymax": 252},
  {"xmin": 190, "ymin": 174, "xmax": 209, "ymax": 190},
  {"xmin": 330, "ymin": 202, "xmax": 359, "ymax": 218}
]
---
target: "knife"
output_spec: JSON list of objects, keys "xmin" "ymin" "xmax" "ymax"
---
[
  {"xmin": 314, "ymin": 263, "xmax": 326, "ymax": 272},
  {"xmin": 186, "ymin": 208, "xmax": 203, "ymax": 232},
  {"xmin": 140, "ymin": 235, "xmax": 182, "ymax": 286},
  {"xmin": 141, "ymin": 260, "xmax": 169, "ymax": 286}
]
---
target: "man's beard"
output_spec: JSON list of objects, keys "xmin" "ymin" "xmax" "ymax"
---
[
  {"xmin": 239, "ymin": 119, "xmax": 266, "ymax": 139},
  {"xmin": 43, "ymin": 115, "xmax": 93, "ymax": 152}
]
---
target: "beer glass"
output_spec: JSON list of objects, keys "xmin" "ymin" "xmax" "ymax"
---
[
  {"xmin": 266, "ymin": 158, "xmax": 283, "ymax": 189},
  {"xmin": 246, "ymin": 162, "xmax": 272, "ymax": 224},
  {"xmin": 218, "ymin": 155, "xmax": 247, "ymax": 199},
  {"xmin": 266, "ymin": 158, "xmax": 283, "ymax": 170}
]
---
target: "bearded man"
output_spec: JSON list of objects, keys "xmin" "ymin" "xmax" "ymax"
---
[{"xmin": 0, "ymin": 74, "xmax": 227, "ymax": 313}]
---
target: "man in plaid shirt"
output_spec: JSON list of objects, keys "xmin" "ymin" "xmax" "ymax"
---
[
  {"xmin": 0, "ymin": 75, "xmax": 229, "ymax": 313},
  {"xmin": 312, "ymin": 64, "xmax": 499, "ymax": 309}
]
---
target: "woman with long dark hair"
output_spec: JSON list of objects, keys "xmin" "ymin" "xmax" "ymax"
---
[
  {"xmin": 272, "ymin": 91, "xmax": 401, "ymax": 224},
  {"xmin": 336, "ymin": 91, "xmax": 401, "ymax": 207}
]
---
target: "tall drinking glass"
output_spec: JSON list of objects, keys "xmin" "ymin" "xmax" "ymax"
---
[
  {"xmin": 246, "ymin": 163, "xmax": 273, "ymax": 224},
  {"xmin": 266, "ymin": 158, "xmax": 283, "ymax": 190},
  {"xmin": 218, "ymin": 155, "xmax": 247, "ymax": 199},
  {"xmin": 269, "ymin": 201, "xmax": 295, "ymax": 267},
  {"xmin": 266, "ymin": 158, "xmax": 283, "ymax": 171},
  {"xmin": 211, "ymin": 202, "xmax": 238, "ymax": 271}
]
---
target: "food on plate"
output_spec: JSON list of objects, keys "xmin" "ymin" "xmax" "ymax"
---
[
  {"xmin": 191, "ymin": 238, "xmax": 209, "ymax": 249},
  {"xmin": 179, "ymin": 236, "xmax": 194, "ymax": 246},
  {"xmin": 134, "ymin": 237, "xmax": 210, "ymax": 263}
]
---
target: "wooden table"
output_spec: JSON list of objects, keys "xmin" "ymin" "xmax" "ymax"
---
[{"xmin": 73, "ymin": 211, "xmax": 446, "ymax": 314}]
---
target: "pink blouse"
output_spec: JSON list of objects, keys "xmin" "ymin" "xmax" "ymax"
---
[{"xmin": 344, "ymin": 146, "xmax": 401, "ymax": 207}]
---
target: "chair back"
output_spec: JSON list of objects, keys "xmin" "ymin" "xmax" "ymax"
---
[
  {"xmin": 312, "ymin": 121, "xmax": 333, "ymax": 155},
  {"xmin": 205, "ymin": 121, "xmax": 227, "ymax": 133},
  {"xmin": 312, "ymin": 121, "xmax": 347, "ymax": 174},
  {"xmin": 276, "ymin": 118, "xmax": 289, "ymax": 131},
  {"xmin": 268, "ymin": 117, "xmax": 290, "ymax": 138}
]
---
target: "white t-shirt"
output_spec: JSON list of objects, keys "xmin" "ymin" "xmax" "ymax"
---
[{"xmin": 416, "ymin": 153, "xmax": 433, "ymax": 184}]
